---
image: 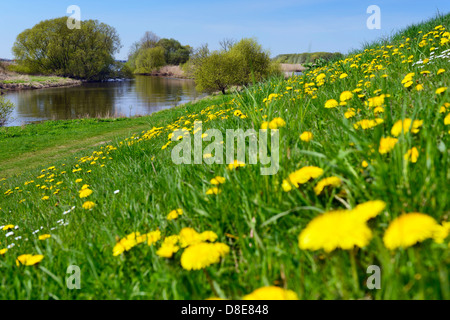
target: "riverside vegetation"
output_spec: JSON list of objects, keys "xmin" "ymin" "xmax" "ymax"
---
[{"xmin": 0, "ymin": 14, "xmax": 450, "ymax": 300}]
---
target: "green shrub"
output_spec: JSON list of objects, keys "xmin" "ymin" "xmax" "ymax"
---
[
  {"xmin": 135, "ymin": 47, "xmax": 166, "ymax": 74},
  {"xmin": 193, "ymin": 51, "xmax": 241, "ymax": 94},
  {"xmin": 190, "ymin": 38, "xmax": 274, "ymax": 93},
  {"xmin": 228, "ymin": 38, "xmax": 272, "ymax": 84},
  {"xmin": 0, "ymin": 96, "xmax": 14, "ymax": 127}
]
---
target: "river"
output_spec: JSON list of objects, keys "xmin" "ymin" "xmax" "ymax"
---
[{"xmin": 3, "ymin": 75, "xmax": 204, "ymax": 127}]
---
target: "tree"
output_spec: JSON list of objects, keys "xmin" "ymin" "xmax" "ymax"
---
[
  {"xmin": 12, "ymin": 17, "xmax": 121, "ymax": 80},
  {"xmin": 193, "ymin": 51, "xmax": 240, "ymax": 94},
  {"xmin": 189, "ymin": 38, "xmax": 275, "ymax": 93},
  {"xmin": 219, "ymin": 38, "xmax": 236, "ymax": 52},
  {"xmin": 135, "ymin": 47, "xmax": 166, "ymax": 74},
  {"xmin": 182, "ymin": 44, "xmax": 209, "ymax": 78},
  {"xmin": 228, "ymin": 38, "xmax": 272, "ymax": 85},
  {"xmin": 0, "ymin": 96, "xmax": 14, "ymax": 127},
  {"xmin": 126, "ymin": 41, "xmax": 143, "ymax": 72},
  {"xmin": 126, "ymin": 34, "xmax": 192, "ymax": 74},
  {"xmin": 157, "ymin": 38, "xmax": 191, "ymax": 65},
  {"xmin": 140, "ymin": 31, "xmax": 160, "ymax": 50}
]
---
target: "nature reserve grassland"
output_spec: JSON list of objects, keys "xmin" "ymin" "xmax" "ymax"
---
[{"xmin": 0, "ymin": 14, "xmax": 449, "ymax": 300}]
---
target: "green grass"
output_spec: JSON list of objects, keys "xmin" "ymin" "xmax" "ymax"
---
[
  {"xmin": 1, "ymin": 80, "xmax": 26, "ymax": 84},
  {"xmin": 0, "ymin": 117, "xmax": 163, "ymax": 177},
  {"xmin": 0, "ymin": 14, "xmax": 450, "ymax": 300},
  {"xmin": 0, "ymin": 76, "xmax": 73, "ymax": 85}
]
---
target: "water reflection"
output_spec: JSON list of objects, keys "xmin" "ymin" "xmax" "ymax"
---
[{"xmin": 4, "ymin": 76, "xmax": 203, "ymax": 126}]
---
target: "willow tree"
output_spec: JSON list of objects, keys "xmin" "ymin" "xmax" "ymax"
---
[
  {"xmin": 135, "ymin": 47, "xmax": 166, "ymax": 74},
  {"xmin": 193, "ymin": 51, "xmax": 241, "ymax": 95},
  {"xmin": 12, "ymin": 17, "xmax": 121, "ymax": 80},
  {"xmin": 191, "ymin": 38, "xmax": 276, "ymax": 94}
]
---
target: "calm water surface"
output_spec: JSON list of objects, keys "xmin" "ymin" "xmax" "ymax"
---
[{"xmin": 4, "ymin": 75, "xmax": 204, "ymax": 127}]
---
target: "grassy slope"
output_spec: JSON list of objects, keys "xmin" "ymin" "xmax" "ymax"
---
[
  {"xmin": 0, "ymin": 14, "xmax": 450, "ymax": 300},
  {"xmin": 0, "ymin": 117, "xmax": 162, "ymax": 177}
]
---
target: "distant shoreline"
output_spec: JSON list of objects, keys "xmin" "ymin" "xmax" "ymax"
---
[
  {"xmin": 134, "ymin": 65, "xmax": 189, "ymax": 79},
  {"xmin": 0, "ymin": 76, "xmax": 82, "ymax": 91},
  {"xmin": 0, "ymin": 63, "xmax": 82, "ymax": 91}
]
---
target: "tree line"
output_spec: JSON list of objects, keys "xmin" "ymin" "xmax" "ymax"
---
[
  {"xmin": 274, "ymin": 52, "xmax": 343, "ymax": 65},
  {"xmin": 125, "ymin": 31, "xmax": 280, "ymax": 94},
  {"xmin": 11, "ymin": 18, "xmax": 281, "ymax": 92},
  {"xmin": 125, "ymin": 31, "xmax": 192, "ymax": 74}
]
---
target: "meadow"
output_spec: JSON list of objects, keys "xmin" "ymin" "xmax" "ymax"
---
[{"xmin": 0, "ymin": 14, "xmax": 449, "ymax": 300}]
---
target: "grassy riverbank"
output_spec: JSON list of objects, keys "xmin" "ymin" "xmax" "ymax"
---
[
  {"xmin": 0, "ymin": 63, "xmax": 81, "ymax": 90},
  {"xmin": 0, "ymin": 95, "xmax": 223, "ymax": 177},
  {"xmin": 0, "ymin": 117, "xmax": 155, "ymax": 177},
  {"xmin": 0, "ymin": 14, "xmax": 449, "ymax": 300}
]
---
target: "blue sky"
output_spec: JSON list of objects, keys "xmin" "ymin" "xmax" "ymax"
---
[{"xmin": 1, "ymin": 0, "xmax": 449, "ymax": 60}]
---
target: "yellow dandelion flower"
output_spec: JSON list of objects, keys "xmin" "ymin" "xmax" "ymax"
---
[
  {"xmin": 79, "ymin": 188, "xmax": 93, "ymax": 198},
  {"xmin": 261, "ymin": 121, "xmax": 269, "ymax": 130},
  {"xmin": 444, "ymin": 113, "xmax": 450, "ymax": 125},
  {"xmin": 155, "ymin": 235, "xmax": 180, "ymax": 258},
  {"xmin": 283, "ymin": 166, "xmax": 324, "ymax": 192},
  {"xmin": 367, "ymin": 96, "xmax": 385, "ymax": 107},
  {"xmin": 379, "ymin": 137, "xmax": 398, "ymax": 154},
  {"xmin": 2, "ymin": 225, "xmax": 14, "ymax": 231},
  {"xmin": 206, "ymin": 187, "xmax": 221, "ymax": 195},
  {"xmin": 404, "ymin": 147, "xmax": 419, "ymax": 163},
  {"xmin": 391, "ymin": 119, "xmax": 423, "ymax": 137},
  {"xmin": 210, "ymin": 176, "xmax": 226, "ymax": 185},
  {"xmin": 156, "ymin": 243, "xmax": 180, "ymax": 258},
  {"xmin": 281, "ymin": 179, "xmax": 292, "ymax": 192},
  {"xmin": 324, "ymin": 99, "xmax": 339, "ymax": 109},
  {"xmin": 200, "ymin": 231, "xmax": 218, "ymax": 243},
  {"xmin": 436, "ymin": 87, "xmax": 448, "ymax": 95},
  {"xmin": 314, "ymin": 176, "xmax": 342, "ymax": 195},
  {"xmin": 268, "ymin": 117, "xmax": 286, "ymax": 129},
  {"xmin": 163, "ymin": 235, "xmax": 179, "ymax": 245},
  {"xmin": 383, "ymin": 213, "xmax": 447, "ymax": 250},
  {"xmin": 112, "ymin": 232, "xmax": 140, "ymax": 256},
  {"xmin": 167, "ymin": 208, "xmax": 183, "ymax": 220},
  {"xmin": 300, "ymin": 131, "xmax": 314, "ymax": 142},
  {"xmin": 82, "ymin": 201, "xmax": 96, "ymax": 210},
  {"xmin": 344, "ymin": 109, "xmax": 356, "ymax": 119},
  {"xmin": 228, "ymin": 160, "xmax": 246, "ymax": 170},
  {"xmin": 404, "ymin": 81, "xmax": 414, "ymax": 88},
  {"xmin": 351, "ymin": 200, "xmax": 386, "ymax": 222},
  {"xmin": 178, "ymin": 228, "xmax": 218, "ymax": 248},
  {"xmin": 243, "ymin": 286, "xmax": 299, "ymax": 300},
  {"xmin": 16, "ymin": 254, "xmax": 44, "ymax": 266},
  {"xmin": 373, "ymin": 106, "xmax": 385, "ymax": 115},
  {"xmin": 0, "ymin": 248, "xmax": 7, "ymax": 255},
  {"xmin": 180, "ymin": 242, "xmax": 229, "ymax": 270},
  {"xmin": 179, "ymin": 228, "xmax": 203, "ymax": 248},
  {"xmin": 340, "ymin": 91, "xmax": 353, "ymax": 102},
  {"xmin": 299, "ymin": 210, "xmax": 372, "ymax": 252},
  {"xmin": 41, "ymin": 196, "xmax": 49, "ymax": 201},
  {"xmin": 401, "ymin": 73, "xmax": 415, "ymax": 85},
  {"xmin": 354, "ymin": 119, "xmax": 384, "ymax": 130},
  {"xmin": 147, "ymin": 230, "xmax": 161, "ymax": 246},
  {"xmin": 38, "ymin": 234, "xmax": 51, "ymax": 241},
  {"xmin": 340, "ymin": 73, "xmax": 348, "ymax": 79},
  {"xmin": 437, "ymin": 69, "xmax": 445, "ymax": 75}
]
